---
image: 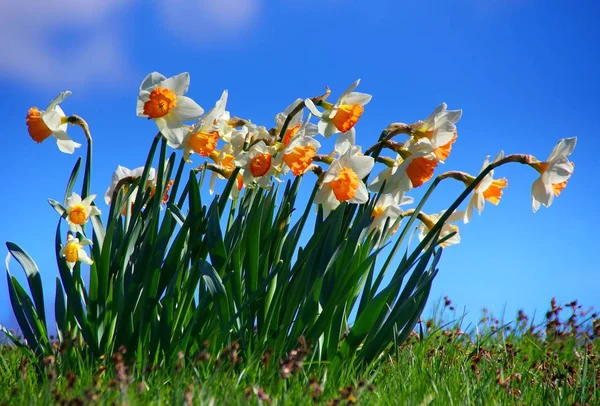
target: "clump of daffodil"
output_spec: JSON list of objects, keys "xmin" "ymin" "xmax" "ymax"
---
[
  {"xmin": 60, "ymin": 234, "xmax": 93, "ymax": 271},
  {"xmin": 26, "ymin": 91, "xmax": 81, "ymax": 154},
  {"xmin": 137, "ymin": 72, "xmax": 204, "ymax": 146},
  {"xmin": 529, "ymin": 137, "xmax": 576, "ymax": 212},
  {"xmin": 65, "ymin": 193, "xmax": 101, "ymax": 234}
]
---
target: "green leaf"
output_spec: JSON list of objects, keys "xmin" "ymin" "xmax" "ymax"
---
[
  {"xmin": 64, "ymin": 157, "xmax": 82, "ymax": 205},
  {"xmin": 6, "ymin": 242, "xmax": 46, "ymax": 328}
]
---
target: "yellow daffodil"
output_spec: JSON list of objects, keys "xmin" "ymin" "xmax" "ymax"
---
[
  {"xmin": 60, "ymin": 234, "xmax": 93, "ymax": 271},
  {"xmin": 464, "ymin": 152, "xmax": 508, "ymax": 223},
  {"xmin": 65, "ymin": 193, "xmax": 101, "ymax": 234},
  {"xmin": 529, "ymin": 137, "xmax": 576, "ymax": 212},
  {"xmin": 26, "ymin": 91, "xmax": 81, "ymax": 154},
  {"xmin": 137, "ymin": 72, "xmax": 204, "ymax": 147}
]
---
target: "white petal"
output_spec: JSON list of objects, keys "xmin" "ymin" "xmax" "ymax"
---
[
  {"xmin": 140, "ymin": 72, "xmax": 167, "ymax": 90},
  {"xmin": 342, "ymin": 92, "xmax": 372, "ymax": 106},
  {"xmin": 81, "ymin": 194, "xmax": 96, "ymax": 206},
  {"xmin": 464, "ymin": 201, "xmax": 474, "ymax": 224},
  {"xmin": 174, "ymin": 96, "xmax": 204, "ymax": 122},
  {"xmin": 78, "ymin": 249, "xmax": 93, "ymax": 265},
  {"xmin": 137, "ymin": 90, "xmax": 150, "ymax": 117},
  {"xmin": 531, "ymin": 177, "xmax": 552, "ymax": 210},
  {"xmin": 334, "ymin": 130, "xmax": 355, "ymax": 155},
  {"xmin": 156, "ymin": 116, "xmax": 186, "ymax": 146},
  {"xmin": 67, "ymin": 193, "xmax": 82, "ymax": 206},
  {"xmin": 304, "ymin": 98, "xmax": 322, "ymax": 117},
  {"xmin": 338, "ymin": 79, "xmax": 360, "ymax": 101},
  {"xmin": 547, "ymin": 159, "xmax": 574, "ymax": 183},
  {"xmin": 161, "ymin": 72, "xmax": 190, "ymax": 95},
  {"xmin": 322, "ymin": 121, "xmax": 338, "ymax": 138},
  {"xmin": 548, "ymin": 137, "xmax": 577, "ymax": 161},
  {"xmin": 350, "ymin": 182, "xmax": 369, "ymax": 204},
  {"xmin": 42, "ymin": 110, "xmax": 63, "ymax": 132},
  {"xmin": 46, "ymin": 91, "xmax": 71, "ymax": 111},
  {"xmin": 349, "ymin": 155, "xmax": 375, "ymax": 179},
  {"xmin": 368, "ymin": 167, "xmax": 393, "ymax": 193},
  {"xmin": 53, "ymin": 131, "xmax": 81, "ymax": 154}
]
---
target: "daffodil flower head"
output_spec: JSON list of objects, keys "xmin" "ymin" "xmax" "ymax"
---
[
  {"xmin": 315, "ymin": 148, "xmax": 374, "ymax": 217},
  {"xmin": 26, "ymin": 91, "xmax": 82, "ymax": 154},
  {"xmin": 234, "ymin": 143, "xmax": 278, "ymax": 189},
  {"xmin": 369, "ymin": 193, "xmax": 414, "ymax": 237},
  {"xmin": 60, "ymin": 233, "xmax": 93, "ymax": 271},
  {"xmin": 182, "ymin": 90, "xmax": 230, "ymax": 162},
  {"xmin": 137, "ymin": 72, "xmax": 204, "ymax": 147},
  {"xmin": 305, "ymin": 79, "xmax": 372, "ymax": 138},
  {"xmin": 417, "ymin": 210, "xmax": 464, "ymax": 249},
  {"xmin": 464, "ymin": 151, "xmax": 508, "ymax": 224},
  {"xmin": 413, "ymin": 103, "xmax": 462, "ymax": 162},
  {"xmin": 282, "ymin": 134, "xmax": 321, "ymax": 177},
  {"xmin": 104, "ymin": 165, "xmax": 157, "ymax": 210},
  {"xmin": 65, "ymin": 192, "xmax": 101, "ymax": 234},
  {"xmin": 529, "ymin": 137, "xmax": 576, "ymax": 213}
]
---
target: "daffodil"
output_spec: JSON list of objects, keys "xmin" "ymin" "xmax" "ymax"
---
[
  {"xmin": 65, "ymin": 193, "xmax": 101, "ymax": 234},
  {"xmin": 234, "ymin": 143, "xmax": 278, "ymax": 189},
  {"xmin": 282, "ymin": 134, "xmax": 321, "ymax": 177},
  {"xmin": 276, "ymin": 99, "xmax": 318, "ymax": 146},
  {"xmin": 463, "ymin": 152, "xmax": 508, "ymax": 223},
  {"xmin": 26, "ymin": 91, "xmax": 81, "ymax": 154},
  {"xmin": 529, "ymin": 137, "xmax": 576, "ymax": 212},
  {"xmin": 60, "ymin": 234, "xmax": 93, "ymax": 271},
  {"xmin": 315, "ymin": 149, "xmax": 374, "ymax": 217},
  {"xmin": 304, "ymin": 79, "xmax": 372, "ymax": 138},
  {"xmin": 369, "ymin": 193, "xmax": 414, "ymax": 236},
  {"xmin": 369, "ymin": 138, "xmax": 435, "ymax": 196},
  {"xmin": 180, "ymin": 90, "xmax": 230, "ymax": 162},
  {"xmin": 137, "ymin": 72, "xmax": 204, "ymax": 147},
  {"xmin": 417, "ymin": 210, "xmax": 464, "ymax": 249},
  {"xmin": 412, "ymin": 103, "xmax": 462, "ymax": 162},
  {"xmin": 104, "ymin": 165, "xmax": 157, "ymax": 216}
]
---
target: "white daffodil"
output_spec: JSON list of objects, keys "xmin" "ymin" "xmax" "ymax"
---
[
  {"xmin": 281, "ymin": 133, "xmax": 321, "ymax": 177},
  {"xmin": 60, "ymin": 234, "xmax": 93, "ymax": 271},
  {"xmin": 369, "ymin": 193, "xmax": 414, "ymax": 235},
  {"xmin": 234, "ymin": 143, "xmax": 278, "ymax": 189},
  {"xmin": 275, "ymin": 99, "xmax": 318, "ymax": 146},
  {"xmin": 412, "ymin": 103, "xmax": 462, "ymax": 162},
  {"xmin": 417, "ymin": 210, "xmax": 464, "ymax": 249},
  {"xmin": 104, "ymin": 165, "xmax": 157, "ymax": 207},
  {"xmin": 305, "ymin": 79, "xmax": 372, "ymax": 138},
  {"xmin": 530, "ymin": 137, "xmax": 576, "ymax": 213},
  {"xmin": 180, "ymin": 90, "xmax": 230, "ymax": 162},
  {"xmin": 464, "ymin": 152, "xmax": 508, "ymax": 224},
  {"xmin": 136, "ymin": 72, "xmax": 204, "ymax": 147},
  {"xmin": 368, "ymin": 137, "xmax": 435, "ymax": 196},
  {"xmin": 315, "ymin": 149, "xmax": 374, "ymax": 217},
  {"xmin": 26, "ymin": 91, "xmax": 81, "ymax": 154},
  {"xmin": 65, "ymin": 193, "xmax": 101, "ymax": 234}
]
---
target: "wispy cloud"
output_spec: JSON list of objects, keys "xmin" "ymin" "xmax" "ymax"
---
[
  {"xmin": 159, "ymin": 0, "xmax": 261, "ymax": 43},
  {"xmin": 0, "ymin": 0, "xmax": 260, "ymax": 89},
  {"xmin": 0, "ymin": 0, "xmax": 135, "ymax": 90}
]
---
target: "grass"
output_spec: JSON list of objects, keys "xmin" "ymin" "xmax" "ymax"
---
[{"xmin": 1, "ymin": 297, "xmax": 598, "ymax": 405}]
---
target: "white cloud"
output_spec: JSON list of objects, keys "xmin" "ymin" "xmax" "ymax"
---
[
  {"xmin": 0, "ymin": 0, "xmax": 260, "ymax": 89},
  {"xmin": 0, "ymin": 0, "xmax": 135, "ymax": 90},
  {"xmin": 158, "ymin": 0, "xmax": 260, "ymax": 43}
]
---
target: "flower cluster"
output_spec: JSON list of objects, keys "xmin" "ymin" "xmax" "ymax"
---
[{"xmin": 28, "ymin": 71, "xmax": 576, "ymax": 269}]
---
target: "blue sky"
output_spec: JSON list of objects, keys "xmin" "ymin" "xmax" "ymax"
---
[{"xmin": 0, "ymin": 0, "xmax": 597, "ymax": 331}]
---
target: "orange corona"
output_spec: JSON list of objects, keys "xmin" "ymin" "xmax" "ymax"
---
[
  {"xmin": 331, "ymin": 104, "xmax": 364, "ymax": 133},
  {"xmin": 26, "ymin": 107, "xmax": 53, "ymax": 143},
  {"xmin": 143, "ymin": 87, "xmax": 177, "ymax": 118},
  {"xmin": 189, "ymin": 131, "xmax": 219, "ymax": 157},
  {"xmin": 329, "ymin": 167, "xmax": 360, "ymax": 201},
  {"xmin": 249, "ymin": 153, "xmax": 272, "ymax": 177},
  {"xmin": 283, "ymin": 145, "xmax": 317, "ymax": 176}
]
